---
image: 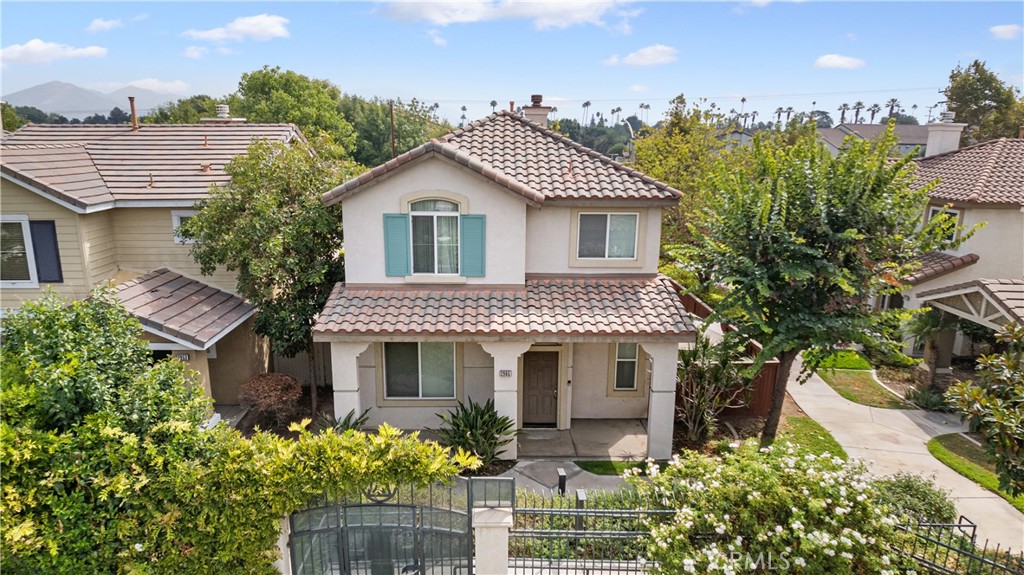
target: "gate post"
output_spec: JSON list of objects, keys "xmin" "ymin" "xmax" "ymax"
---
[
  {"xmin": 275, "ymin": 515, "xmax": 292, "ymax": 575},
  {"xmin": 473, "ymin": 507, "xmax": 513, "ymax": 575}
]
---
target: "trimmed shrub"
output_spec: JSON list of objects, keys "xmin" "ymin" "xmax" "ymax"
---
[
  {"xmin": 872, "ymin": 472, "xmax": 957, "ymax": 523},
  {"xmin": 239, "ymin": 372, "xmax": 303, "ymax": 427},
  {"xmin": 434, "ymin": 398, "xmax": 516, "ymax": 466}
]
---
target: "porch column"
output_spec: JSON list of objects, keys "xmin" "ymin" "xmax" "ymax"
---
[
  {"xmin": 641, "ymin": 342, "xmax": 680, "ymax": 460},
  {"xmin": 480, "ymin": 341, "xmax": 534, "ymax": 460},
  {"xmin": 329, "ymin": 342, "xmax": 371, "ymax": 420}
]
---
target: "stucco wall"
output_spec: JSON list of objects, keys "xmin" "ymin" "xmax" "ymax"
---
[
  {"xmin": 0, "ymin": 181, "xmax": 89, "ymax": 308},
  {"xmin": 208, "ymin": 317, "xmax": 270, "ymax": 404},
  {"xmin": 570, "ymin": 343, "xmax": 649, "ymax": 419},
  {"xmin": 526, "ymin": 206, "xmax": 663, "ymax": 275},
  {"xmin": 141, "ymin": 331, "xmax": 213, "ymax": 398},
  {"xmin": 356, "ymin": 342, "xmax": 495, "ymax": 430},
  {"xmin": 341, "ymin": 157, "xmax": 528, "ymax": 286}
]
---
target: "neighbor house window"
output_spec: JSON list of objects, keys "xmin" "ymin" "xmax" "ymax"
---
[
  {"xmin": 1, "ymin": 215, "xmax": 62, "ymax": 287},
  {"xmin": 411, "ymin": 200, "xmax": 459, "ymax": 274},
  {"xmin": 927, "ymin": 206, "xmax": 960, "ymax": 242},
  {"xmin": 383, "ymin": 342, "xmax": 456, "ymax": 399},
  {"xmin": 577, "ymin": 213, "xmax": 638, "ymax": 259},
  {"xmin": 172, "ymin": 210, "xmax": 198, "ymax": 244},
  {"xmin": 613, "ymin": 343, "xmax": 639, "ymax": 391}
]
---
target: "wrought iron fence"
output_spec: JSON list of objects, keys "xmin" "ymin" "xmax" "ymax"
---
[
  {"xmin": 509, "ymin": 488, "xmax": 674, "ymax": 575},
  {"xmin": 897, "ymin": 517, "xmax": 1024, "ymax": 575}
]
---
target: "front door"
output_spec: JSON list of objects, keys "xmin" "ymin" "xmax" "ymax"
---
[{"xmin": 523, "ymin": 351, "xmax": 559, "ymax": 426}]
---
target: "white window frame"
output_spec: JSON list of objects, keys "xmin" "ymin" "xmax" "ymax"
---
[
  {"xmin": 171, "ymin": 209, "xmax": 198, "ymax": 245},
  {"xmin": 382, "ymin": 342, "xmax": 457, "ymax": 400},
  {"xmin": 1, "ymin": 215, "xmax": 39, "ymax": 288},
  {"xmin": 409, "ymin": 201, "xmax": 460, "ymax": 276},
  {"xmin": 613, "ymin": 343, "xmax": 639, "ymax": 391},
  {"xmin": 575, "ymin": 212, "xmax": 639, "ymax": 260},
  {"xmin": 927, "ymin": 206, "xmax": 961, "ymax": 241}
]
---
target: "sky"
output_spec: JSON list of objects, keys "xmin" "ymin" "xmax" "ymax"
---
[{"xmin": 1, "ymin": 1, "xmax": 1022, "ymax": 126}]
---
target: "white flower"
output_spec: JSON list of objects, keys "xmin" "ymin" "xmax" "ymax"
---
[
  {"xmin": 134, "ymin": 543, "xmax": 143, "ymax": 552},
  {"xmin": 794, "ymin": 557, "xmax": 806, "ymax": 567}
]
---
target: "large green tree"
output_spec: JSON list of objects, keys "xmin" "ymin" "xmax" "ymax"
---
[
  {"xmin": 339, "ymin": 95, "xmax": 451, "ymax": 167},
  {"xmin": 2, "ymin": 102, "xmax": 26, "ymax": 131},
  {"xmin": 946, "ymin": 59, "xmax": 1024, "ymax": 145},
  {"xmin": 690, "ymin": 123, "xmax": 963, "ymax": 444},
  {"xmin": 143, "ymin": 94, "xmax": 221, "ymax": 124}
]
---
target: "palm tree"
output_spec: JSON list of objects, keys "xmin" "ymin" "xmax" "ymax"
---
[
  {"xmin": 775, "ymin": 107, "xmax": 784, "ymax": 125},
  {"xmin": 740, "ymin": 96, "xmax": 747, "ymax": 113},
  {"xmin": 750, "ymin": 111, "xmax": 758, "ymax": 126},
  {"xmin": 867, "ymin": 103, "xmax": 882, "ymax": 123},
  {"xmin": 550, "ymin": 106, "xmax": 558, "ymax": 119},
  {"xmin": 784, "ymin": 106, "xmax": 794, "ymax": 122},
  {"xmin": 611, "ymin": 106, "xmax": 622, "ymax": 123},
  {"xmin": 852, "ymin": 101, "xmax": 865, "ymax": 123},
  {"xmin": 582, "ymin": 100, "xmax": 591, "ymax": 125},
  {"xmin": 838, "ymin": 103, "xmax": 850, "ymax": 124},
  {"xmin": 905, "ymin": 308, "xmax": 959, "ymax": 389},
  {"xmin": 489, "ymin": 100, "xmax": 497, "ymax": 113},
  {"xmin": 741, "ymin": 113, "xmax": 750, "ymax": 129},
  {"xmin": 886, "ymin": 98, "xmax": 900, "ymax": 119}
]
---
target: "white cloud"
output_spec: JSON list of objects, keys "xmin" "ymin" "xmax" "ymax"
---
[
  {"xmin": 605, "ymin": 44, "xmax": 677, "ymax": 67},
  {"xmin": 990, "ymin": 24, "xmax": 1022, "ymax": 40},
  {"xmin": 91, "ymin": 79, "xmax": 189, "ymax": 95},
  {"xmin": 182, "ymin": 46, "xmax": 208, "ymax": 59},
  {"xmin": 183, "ymin": 14, "xmax": 289, "ymax": 42},
  {"xmin": 381, "ymin": 1, "xmax": 637, "ymax": 31},
  {"xmin": 87, "ymin": 18, "xmax": 123, "ymax": 33},
  {"xmin": 813, "ymin": 53, "xmax": 865, "ymax": 69},
  {"xmin": 629, "ymin": 84, "xmax": 649, "ymax": 93},
  {"xmin": 427, "ymin": 29, "xmax": 447, "ymax": 46},
  {"xmin": 1, "ymin": 38, "xmax": 106, "ymax": 64}
]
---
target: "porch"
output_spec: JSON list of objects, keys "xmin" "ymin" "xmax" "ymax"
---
[{"xmin": 517, "ymin": 419, "xmax": 649, "ymax": 460}]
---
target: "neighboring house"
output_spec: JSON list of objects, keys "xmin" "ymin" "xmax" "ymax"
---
[
  {"xmin": 312, "ymin": 97, "xmax": 698, "ymax": 459},
  {"xmin": 0, "ymin": 116, "xmax": 301, "ymax": 403},
  {"xmin": 819, "ymin": 122, "xmax": 930, "ymax": 157}
]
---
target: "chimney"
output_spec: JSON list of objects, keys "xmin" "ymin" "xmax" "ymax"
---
[
  {"xmin": 924, "ymin": 111, "xmax": 967, "ymax": 157},
  {"xmin": 522, "ymin": 94, "xmax": 552, "ymax": 128},
  {"xmin": 201, "ymin": 104, "xmax": 246, "ymax": 124},
  {"xmin": 128, "ymin": 96, "xmax": 139, "ymax": 130},
  {"xmin": 1018, "ymin": 126, "xmax": 1024, "ymax": 139}
]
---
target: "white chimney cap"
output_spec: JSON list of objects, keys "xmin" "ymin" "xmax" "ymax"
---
[{"xmin": 216, "ymin": 104, "xmax": 230, "ymax": 119}]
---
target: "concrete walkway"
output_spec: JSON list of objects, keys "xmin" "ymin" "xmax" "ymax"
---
[
  {"xmin": 500, "ymin": 460, "xmax": 627, "ymax": 493},
  {"xmin": 787, "ymin": 363, "xmax": 1024, "ymax": 550}
]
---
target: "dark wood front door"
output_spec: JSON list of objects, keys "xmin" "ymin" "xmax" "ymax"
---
[{"xmin": 523, "ymin": 351, "xmax": 559, "ymax": 426}]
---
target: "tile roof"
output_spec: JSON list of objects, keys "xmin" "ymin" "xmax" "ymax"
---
[
  {"xmin": 918, "ymin": 278, "xmax": 1024, "ymax": 325},
  {"xmin": 905, "ymin": 251, "xmax": 980, "ymax": 285},
  {"xmin": 836, "ymin": 123, "xmax": 930, "ymax": 145},
  {"xmin": 323, "ymin": 111, "xmax": 681, "ymax": 206},
  {"xmin": 915, "ymin": 138, "xmax": 1024, "ymax": 205},
  {"xmin": 113, "ymin": 268, "xmax": 255, "ymax": 350},
  {"xmin": 312, "ymin": 275, "xmax": 696, "ymax": 342},
  {"xmin": 817, "ymin": 128, "xmax": 849, "ymax": 149},
  {"xmin": 1, "ymin": 123, "xmax": 300, "ymax": 210}
]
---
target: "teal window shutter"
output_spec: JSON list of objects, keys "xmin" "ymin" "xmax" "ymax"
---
[
  {"xmin": 460, "ymin": 214, "xmax": 485, "ymax": 277},
  {"xmin": 383, "ymin": 213, "xmax": 410, "ymax": 276}
]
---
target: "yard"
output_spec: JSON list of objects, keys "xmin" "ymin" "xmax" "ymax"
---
[{"xmin": 928, "ymin": 433, "xmax": 1024, "ymax": 513}]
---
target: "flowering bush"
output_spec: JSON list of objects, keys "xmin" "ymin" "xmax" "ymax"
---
[{"xmin": 625, "ymin": 442, "xmax": 917, "ymax": 574}]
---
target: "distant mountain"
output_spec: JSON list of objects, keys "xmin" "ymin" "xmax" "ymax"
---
[{"xmin": 2, "ymin": 81, "xmax": 178, "ymax": 119}]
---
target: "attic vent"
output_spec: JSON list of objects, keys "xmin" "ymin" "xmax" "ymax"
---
[
  {"xmin": 200, "ymin": 163, "xmax": 212, "ymax": 173},
  {"xmin": 216, "ymin": 104, "xmax": 230, "ymax": 118}
]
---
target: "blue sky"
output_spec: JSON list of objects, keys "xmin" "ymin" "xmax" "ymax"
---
[{"xmin": 2, "ymin": 1, "xmax": 1022, "ymax": 126}]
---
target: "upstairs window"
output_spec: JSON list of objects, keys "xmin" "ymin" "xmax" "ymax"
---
[
  {"xmin": 411, "ymin": 199, "xmax": 460, "ymax": 274},
  {"xmin": 927, "ymin": 206, "xmax": 961, "ymax": 242},
  {"xmin": 172, "ymin": 210, "xmax": 198, "ymax": 244},
  {"xmin": 1, "ymin": 216, "xmax": 62, "ymax": 287},
  {"xmin": 578, "ymin": 213, "xmax": 638, "ymax": 259}
]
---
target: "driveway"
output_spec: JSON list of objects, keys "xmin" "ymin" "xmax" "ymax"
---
[{"xmin": 786, "ymin": 361, "xmax": 1024, "ymax": 550}]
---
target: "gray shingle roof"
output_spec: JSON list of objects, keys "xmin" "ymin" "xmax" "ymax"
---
[
  {"xmin": 323, "ymin": 111, "xmax": 681, "ymax": 206},
  {"xmin": 2, "ymin": 123, "xmax": 300, "ymax": 210}
]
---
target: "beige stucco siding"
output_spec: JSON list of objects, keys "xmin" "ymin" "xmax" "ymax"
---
[
  {"xmin": 109, "ymin": 207, "xmax": 237, "ymax": 293},
  {"xmin": 341, "ymin": 157, "xmax": 528, "ymax": 286},
  {"xmin": 0, "ymin": 180, "xmax": 89, "ymax": 308},
  {"xmin": 208, "ymin": 317, "xmax": 269, "ymax": 404},
  {"xmin": 526, "ymin": 206, "xmax": 663, "ymax": 275},
  {"xmin": 356, "ymin": 342, "xmax": 494, "ymax": 429},
  {"xmin": 570, "ymin": 343, "xmax": 649, "ymax": 420},
  {"xmin": 79, "ymin": 210, "xmax": 117, "ymax": 286}
]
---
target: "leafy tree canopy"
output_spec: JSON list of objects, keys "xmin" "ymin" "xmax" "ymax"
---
[
  {"xmin": 946, "ymin": 59, "xmax": 1024, "ymax": 144},
  {"xmin": 688, "ymin": 123, "xmax": 967, "ymax": 444},
  {"xmin": 2, "ymin": 102, "xmax": 26, "ymax": 131},
  {"xmin": 339, "ymin": 95, "xmax": 451, "ymax": 167},
  {"xmin": 143, "ymin": 94, "xmax": 221, "ymax": 124},
  {"xmin": 179, "ymin": 134, "xmax": 362, "ymax": 357}
]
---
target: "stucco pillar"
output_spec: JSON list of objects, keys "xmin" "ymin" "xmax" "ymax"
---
[
  {"xmin": 641, "ymin": 342, "xmax": 680, "ymax": 460},
  {"xmin": 473, "ymin": 507, "xmax": 513, "ymax": 575},
  {"xmin": 274, "ymin": 516, "xmax": 291, "ymax": 575},
  {"xmin": 480, "ymin": 341, "xmax": 534, "ymax": 460},
  {"xmin": 329, "ymin": 342, "xmax": 371, "ymax": 420}
]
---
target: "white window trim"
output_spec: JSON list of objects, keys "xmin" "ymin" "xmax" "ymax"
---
[
  {"xmin": 576, "ymin": 212, "xmax": 639, "ymax": 260},
  {"xmin": 409, "ymin": 204, "xmax": 461, "ymax": 276},
  {"xmin": 569, "ymin": 208, "xmax": 646, "ymax": 269},
  {"xmin": 381, "ymin": 342, "xmax": 458, "ymax": 401},
  {"xmin": 613, "ymin": 343, "xmax": 638, "ymax": 391},
  {"xmin": 927, "ymin": 205, "xmax": 962, "ymax": 242},
  {"xmin": 171, "ymin": 209, "xmax": 198, "ymax": 245},
  {"xmin": 1, "ymin": 215, "xmax": 39, "ymax": 289},
  {"xmin": 607, "ymin": 343, "xmax": 646, "ymax": 397}
]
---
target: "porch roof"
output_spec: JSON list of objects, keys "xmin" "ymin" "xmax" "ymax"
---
[
  {"xmin": 312, "ymin": 275, "xmax": 697, "ymax": 343},
  {"xmin": 917, "ymin": 278, "xmax": 1024, "ymax": 330}
]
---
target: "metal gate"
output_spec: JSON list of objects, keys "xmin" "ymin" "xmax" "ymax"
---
[{"xmin": 290, "ymin": 479, "xmax": 472, "ymax": 575}]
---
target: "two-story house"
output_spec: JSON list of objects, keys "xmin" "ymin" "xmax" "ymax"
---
[
  {"xmin": 312, "ymin": 97, "xmax": 697, "ymax": 459},
  {"xmin": 1, "ymin": 114, "xmax": 301, "ymax": 404}
]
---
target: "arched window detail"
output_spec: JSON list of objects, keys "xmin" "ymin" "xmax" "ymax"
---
[{"xmin": 411, "ymin": 199, "xmax": 460, "ymax": 274}]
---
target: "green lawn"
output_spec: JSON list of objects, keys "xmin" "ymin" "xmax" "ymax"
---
[
  {"xmin": 928, "ymin": 434, "xmax": 1024, "ymax": 513},
  {"xmin": 806, "ymin": 350, "xmax": 872, "ymax": 370},
  {"xmin": 780, "ymin": 415, "xmax": 848, "ymax": 458},
  {"xmin": 818, "ymin": 369, "xmax": 911, "ymax": 409},
  {"xmin": 574, "ymin": 460, "xmax": 649, "ymax": 475}
]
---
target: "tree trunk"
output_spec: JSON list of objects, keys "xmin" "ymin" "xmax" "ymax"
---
[
  {"xmin": 760, "ymin": 349, "xmax": 800, "ymax": 447},
  {"xmin": 307, "ymin": 336, "xmax": 319, "ymax": 416}
]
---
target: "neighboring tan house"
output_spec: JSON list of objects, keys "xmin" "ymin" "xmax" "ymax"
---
[
  {"xmin": 0, "ymin": 116, "xmax": 301, "ymax": 404},
  {"xmin": 311, "ymin": 97, "xmax": 698, "ymax": 459},
  {"xmin": 819, "ymin": 122, "xmax": 930, "ymax": 157}
]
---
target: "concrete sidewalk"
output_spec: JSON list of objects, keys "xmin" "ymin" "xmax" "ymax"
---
[{"xmin": 787, "ymin": 362, "xmax": 1024, "ymax": 550}]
